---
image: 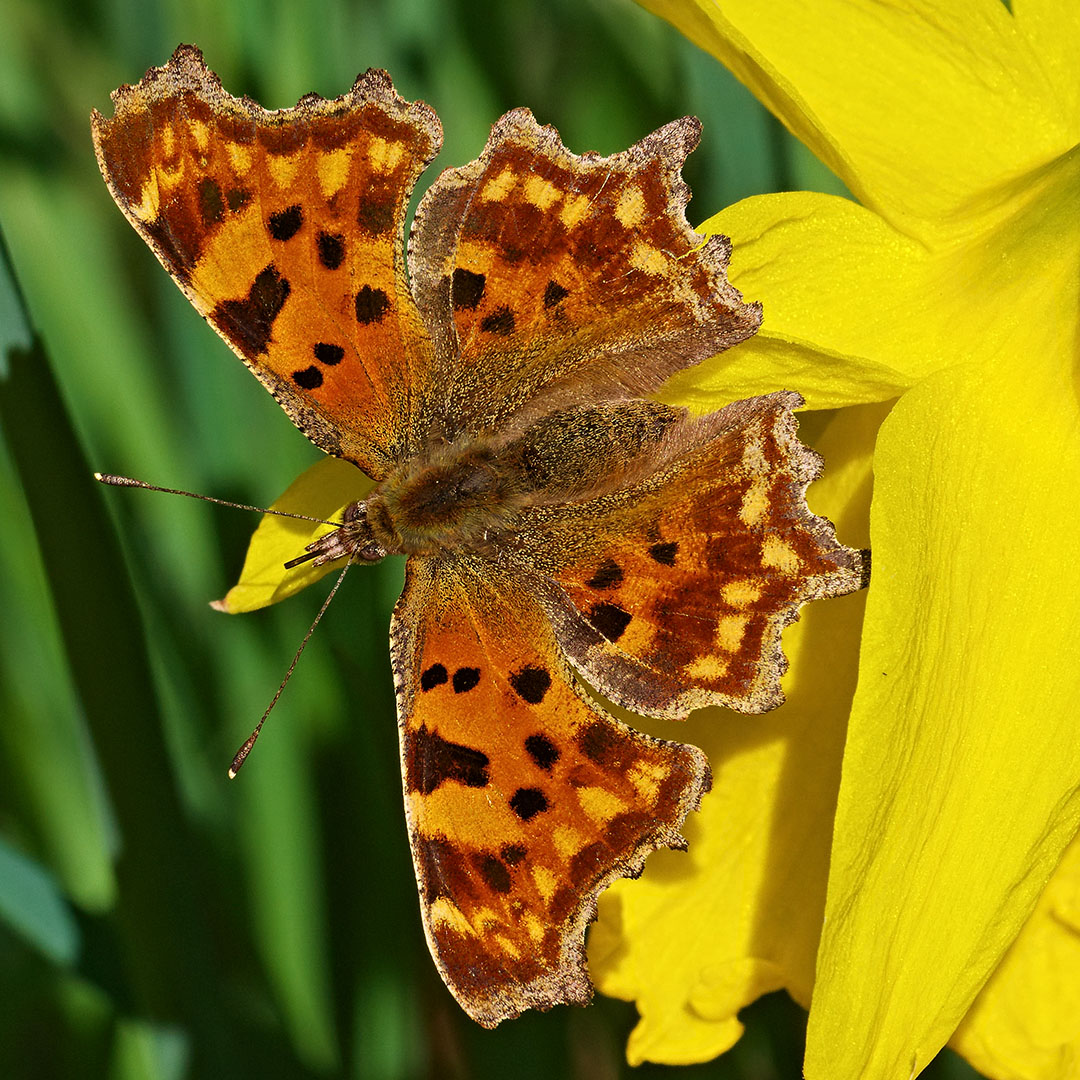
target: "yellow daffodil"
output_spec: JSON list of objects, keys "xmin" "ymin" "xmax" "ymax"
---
[
  {"xmin": 590, "ymin": 1, "xmax": 1080, "ymax": 1077},
  {"xmin": 221, "ymin": 4, "xmax": 1079, "ymax": 1076}
]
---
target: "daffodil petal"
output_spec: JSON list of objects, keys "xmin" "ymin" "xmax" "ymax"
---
[
  {"xmin": 1014, "ymin": 1, "xmax": 1080, "ymax": 135},
  {"xmin": 951, "ymin": 828, "xmax": 1080, "ymax": 1080},
  {"xmin": 638, "ymin": 0, "xmax": 1068, "ymax": 232},
  {"xmin": 214, "ymin": 457, "xmax": 371, "ymax": 614},
  {"xmin": 664, "ymin": 192, "xmax": 937, "ymax": 412},
  {"xmin": 807, "ymin": 350, "xmax": 1080, "ymax": 1079},
  {"xmin": 591, "ymin": 402, "xmax": 884, "ymax": 1065}
]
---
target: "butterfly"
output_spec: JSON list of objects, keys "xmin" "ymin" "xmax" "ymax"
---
[{"xmin": 91, "ymin": 45, "xmax": 866, "ymax": 1027}]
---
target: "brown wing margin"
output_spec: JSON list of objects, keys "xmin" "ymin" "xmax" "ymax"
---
[{"xmin": 390, "ymin": 554, "xmax": 710, "ymax": 1026}]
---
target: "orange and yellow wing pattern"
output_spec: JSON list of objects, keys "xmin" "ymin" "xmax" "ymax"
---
[
  {"xmin": 408, "ymin": 109, "xmax": 761, "ymax": 436},
  {"xmin": 516, "ymin": 393, "xmax": 866, "ymax": 718},
  {"xmin": 92, "ymin": 45, "xmax": 440, "ymax": 478},
  {"xmin": 94, "ymin": 52, "xmax": 867, "ymax": 1031},
  {"xmin": 390, "ymin": 555, "xmax": 710, "ymax": 1027}
]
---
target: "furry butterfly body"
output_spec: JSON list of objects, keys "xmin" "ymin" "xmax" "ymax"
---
[{"xmin": 92, "ymin": 46, "xmax": 865, "ymax": 1026}]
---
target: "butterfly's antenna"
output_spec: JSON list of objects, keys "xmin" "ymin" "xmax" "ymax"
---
[
  {"xmin": 95, "ymin": 473, "xmax": 339, "ymax": 527},
  {"xmin": 227, "ymin": 548, "xmax": 357, "ymax": 779},
  {"xmin": 282, "ymin": 549, "xmax": 321, "ymax": 570}
]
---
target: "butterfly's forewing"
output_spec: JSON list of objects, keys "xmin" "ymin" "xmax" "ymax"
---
[
  {"xmin": 408, "ymin": 110, "xmax": 761, "ymax": 438},
  {"xmin": 92, "ymin": 46, "xmax": 440, "ymax": 478},
  {"xmin": 514, "ymin": 393, "xmax": 866, "ymax": 718},
  {"xmin": 391, "ymin": 555, "xmax": 710, "ymax": 1027}
]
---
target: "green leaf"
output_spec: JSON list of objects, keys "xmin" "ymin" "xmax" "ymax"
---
[{"xmin": 0, "ymin": 834, "xmax": 80, "ymax": 966}]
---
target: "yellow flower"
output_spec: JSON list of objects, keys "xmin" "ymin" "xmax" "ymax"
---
[
  {"xmin": 591, "ymin": 1, "xmax": 1080, "ymax": 1077},
  {"xmin": 221, "ymin": 5, "xmax": 1080, "ymax": 1075}
]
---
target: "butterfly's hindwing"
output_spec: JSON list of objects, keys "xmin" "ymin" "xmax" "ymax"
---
[
  {"xmin": 390, "ymin": 555, "xmax": 710, "ymax": 1027},
  {"xmin": 513, "ymin": 393, "xmax": 866, "ymax": 718}
]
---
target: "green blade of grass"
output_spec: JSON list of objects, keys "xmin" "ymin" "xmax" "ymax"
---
[
  {"xmin": 0, "ymin": 834, "xmax": 80, "ymax": 966},
  {"xmin": 0, "ymin": 225, "xmax": 238, "ymax": 1069}
]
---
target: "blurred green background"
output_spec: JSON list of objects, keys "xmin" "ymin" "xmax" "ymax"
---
[{"xmin": 0, "ymin": 1, "xmax": 981, "ymax": 1077}]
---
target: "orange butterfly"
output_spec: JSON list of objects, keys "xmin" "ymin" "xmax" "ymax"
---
[{"xmin": 92, "ymin": 46, "xmax": 865, "ymax": 1027}]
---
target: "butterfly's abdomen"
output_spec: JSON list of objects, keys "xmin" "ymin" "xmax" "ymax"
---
[{"xmin": 512, "ymin": 400, "xmax": 681, "ymax": 498}]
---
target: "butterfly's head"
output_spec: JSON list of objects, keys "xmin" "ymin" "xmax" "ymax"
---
[{"xmin": 283, "ymin": 500, "xmax": 388, "ymax": 570}]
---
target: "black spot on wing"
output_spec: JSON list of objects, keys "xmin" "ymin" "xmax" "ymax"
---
[
  {"xmin": 355, "ymin": 285, "xmax": 390, "ymax": 324},
  {"xmin": 407, "ymin": 724, "xmax": 489, "ymax": 794},
  {"xmin": 313, "ymin": 342, "xmax": 344, "ymax": 365},
  {"xmin": 421, "ymin": 663, "xmax": 448, "ymax": 691},
  {"xmin": 509, "ymin": 666, "xmax": 551, "ymax": 704},
  {"xmin": 649, "ymin": 541, "xmax": 679, "ymax": 566},
  {"xmin": 452, "ymin": 667, "xmax": 481, "ymax": 693},
  {"xmin": 268, "ymin": 205, "xmax": 303, "ymax": 241},
  {"xmin": 525, "ymin": 734, "xmax": 559, "ymax": 771},
  {"xmin": 226, "ymin": 187, "xmax": 251, "ymax": 212},
  {"xmin": 317, "ymin": 231, "xmax": 345, "ymax": 269},
  {"xmin": 588, "ymin": 601, "xmax": 632, "ymax": 643},
  {"xmin": 586, "ymin": 559, "xmax": 623, "ymax": 589},
  {"xmin": 480, "ymin": 306, "xmax": 515, "ymax": 335},
  {"xmin": 543, "ymin": 280, "xmax": 569, "ymax": 308},
  {"xmin": 452, "ymin": 268, "xmax": 486, "ymax": 310},
  {"xmin": 510, "ymin": 787, "xmax": 548, "ymax": 821},
  {"xmin": 292, "ymin": 366, "xmax": 323, "ymax": 389},
  {"xmin": 213, "ymin": 264, "xmax": 291, "ymax": 355}
]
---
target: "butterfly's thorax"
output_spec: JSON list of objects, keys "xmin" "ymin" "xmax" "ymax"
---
[
  {"xmin": 367, "ymin": 442, "xmax": 528, "ymax": 556},
  {"xmin": 363, "ymin": 399, "xmax": 693, "ymax": 558},
  {"xmin": 372, "ymin": 399, "xmax": 693, "ymax": 556},
  {"xmin": 297, "ymin": 401, "xmax": 693, "ymax": 569}
]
